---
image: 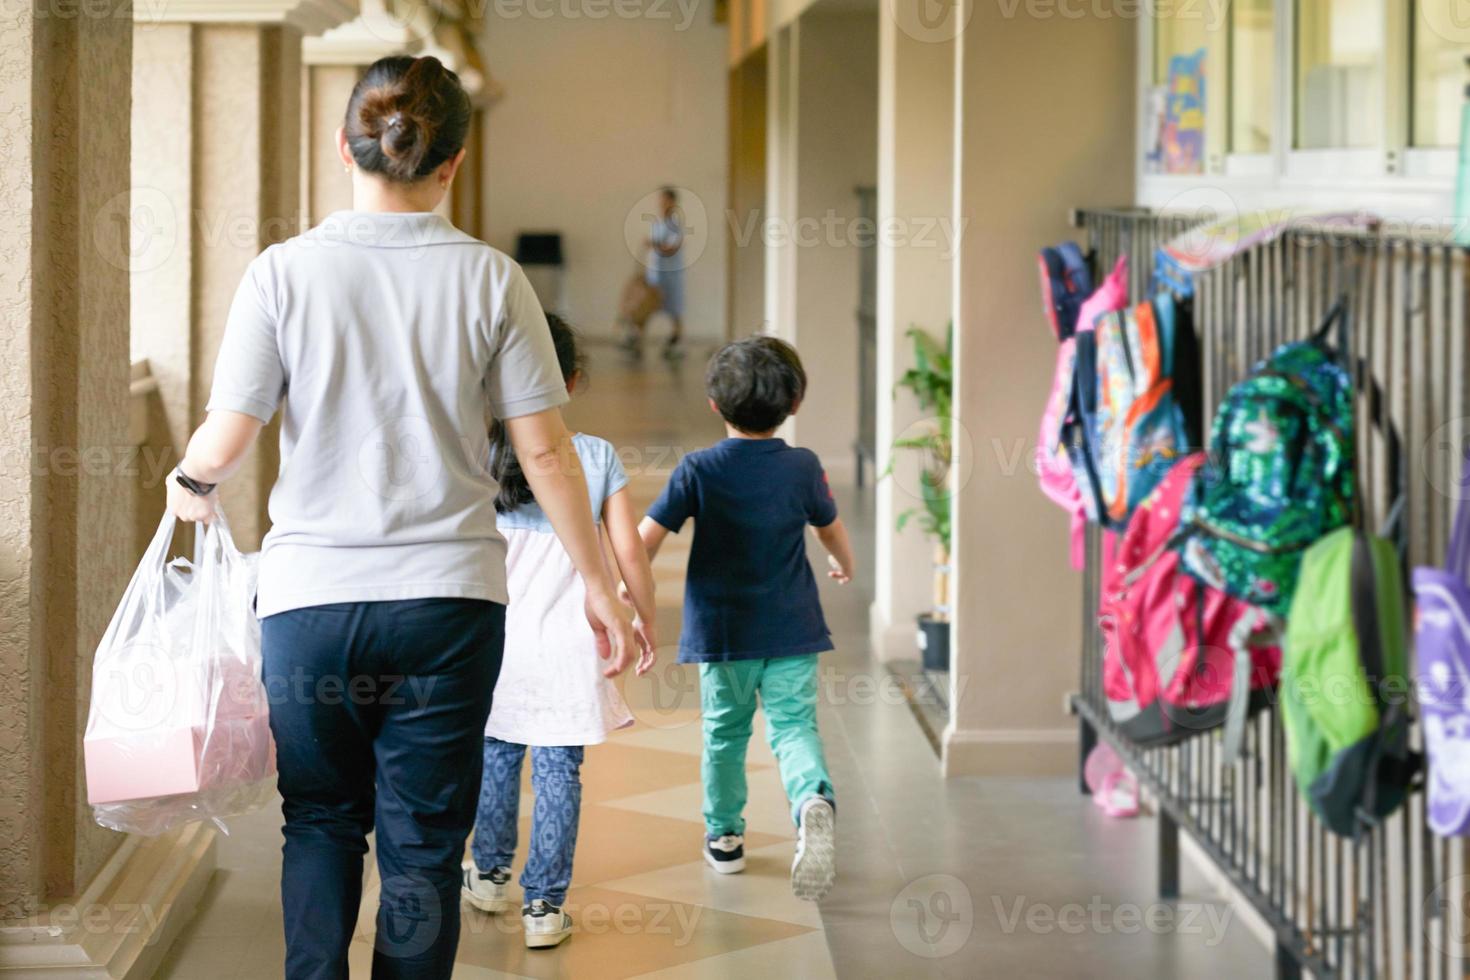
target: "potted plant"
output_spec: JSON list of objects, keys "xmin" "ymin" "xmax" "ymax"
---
[{"xmin": 890, "ymin": 325, "xmax": 953, "ymax": 672}]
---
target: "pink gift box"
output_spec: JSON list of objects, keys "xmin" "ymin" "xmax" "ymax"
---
[{"xmin": 84, "ymin": 712, "xmax": 275, "ymax": 805}]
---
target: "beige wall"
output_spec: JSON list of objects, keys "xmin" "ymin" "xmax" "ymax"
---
[
  {"xmin": 0, "ymin": 2, "xmax": 133, "ymax": 913},
  {"xmin": 945, "ymin": 7, "xmax": 1135, "ymax": 775},
  {"xmin": 788, "ymin": 6, "xmax": 877, "ymax": 471},
  {"xmin": 478, "ymin": 12, "xmax": 729, "ymax": 341}
]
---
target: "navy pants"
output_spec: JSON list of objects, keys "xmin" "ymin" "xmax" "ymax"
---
[{"xmin": 261, "ymin": 598, "xmax": 505, "ymax": 980}]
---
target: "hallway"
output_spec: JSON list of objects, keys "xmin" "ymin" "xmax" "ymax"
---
[{"xmin": 154, "ymin": 347, "xmax": 1266, "ymax": 978}]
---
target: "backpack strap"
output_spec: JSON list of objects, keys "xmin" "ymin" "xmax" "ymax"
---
[{"xmin": 1218, "ymin": 586, "xmax": 1255, "ymax": 765}]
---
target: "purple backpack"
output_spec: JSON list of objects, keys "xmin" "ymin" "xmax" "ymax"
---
[{"xmin": 1412, "ymin": 457, "xmax": 1470, "ymax": 837}]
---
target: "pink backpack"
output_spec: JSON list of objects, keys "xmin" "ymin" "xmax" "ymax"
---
[
  {"xmin": 1099, "ymin": 453, "xmax": 1281, "ymax": 756},
  {"xmin": 1037, "ymin": 256, "xmax": 1127, "ymax": 569}
]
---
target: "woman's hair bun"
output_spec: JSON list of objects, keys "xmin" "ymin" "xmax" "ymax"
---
[{"xmin": 345, "ymin": 56, "xmax": 471, "ymax": 184}]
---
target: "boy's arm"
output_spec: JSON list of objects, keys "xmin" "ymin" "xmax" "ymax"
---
[
  {"xmin": 813, "ymin": 517, "xmax": 855, "ymax": 584},
  {"xmin": 604, "ymin": 489, "xmax": 658, "ymax": 673},
  {"xmin": 637, "ymin": 515, "xmax": 672, "ymax": 562}
]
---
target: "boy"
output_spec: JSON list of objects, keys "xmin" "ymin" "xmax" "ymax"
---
[{"xmin": 636, "ymin": 336, "xmax": 855, "ymax": 902}]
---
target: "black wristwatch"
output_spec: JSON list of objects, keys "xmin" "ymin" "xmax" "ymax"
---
[{"xmin": 174, "ymin": 468, "xmax": 217, "ymax": 497}]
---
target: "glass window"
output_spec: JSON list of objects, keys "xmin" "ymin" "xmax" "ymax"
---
[
  {"xmin": 1148, "ymin": 13, "xmax": 1208, "ymax": 173},
  {"xmin": 1230, "ymin": 0, "xmax": 1276, "ymax": 153},
  {"xmin": 1413, "ymin": 1, "xmax": 1468, "ymax": 147},
  {"xmin": 1295, "ymin": 0, "xmax": 1383, "ymax": 149}
]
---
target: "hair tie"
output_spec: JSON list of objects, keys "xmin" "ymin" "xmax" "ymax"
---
[{"xmin": 387, "ymin": 113, "xmax": 403, "ymax": 130}]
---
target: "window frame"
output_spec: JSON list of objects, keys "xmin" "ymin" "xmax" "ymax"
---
[{"xmin": 1135, "ymin": 0, "xmax": 1458, "ymax": 218}]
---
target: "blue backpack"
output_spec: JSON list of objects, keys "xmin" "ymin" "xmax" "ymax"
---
[{"xmin": 1038, "ymin": 242, "xmax": 1093, "ymax": 341}]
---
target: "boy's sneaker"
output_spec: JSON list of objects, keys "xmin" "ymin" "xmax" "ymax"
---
[
  {"xmin": 461, "ymin": 861, "xmax": 511, "ymax": 913},
  {"xmin": 522, "ymin": 899, "xmax": 573, "ymax": 949},
  {"xmin": 703, "ymin": 833, "xmax": 746, "ymax": 874},
  {"xmin": 791, "ymin": 797, "xmax": 836, "ymax": 901}
]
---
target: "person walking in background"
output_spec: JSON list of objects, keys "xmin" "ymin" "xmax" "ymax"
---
[
  {"xmin": 164, "ymin": 55, "xmax": 636, "ymax": 980},
  {"xmin": 632, "ymin": 336, "xmax": 855, "ymax": 902},
  {"xmin": 462, "ymin": 315, "xmax": 657, "ymax": 949},
  {"xmin": 644, "ymin": 186, "xmax": 686, "ymax": 358}
]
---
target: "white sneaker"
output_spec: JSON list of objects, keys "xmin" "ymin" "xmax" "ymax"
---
[
  {"xmin": 791, "ymin": 797, "xmax": 836, "ymax": 901},
  {"xmin": 460, "ymin": 861, "xmax": 511, "ymax": 913},
  {"xmin": 522, "ymin": 899, "xmax": 573, "ymax": 949},
  {"xmin": 703, "ymin": 833, "xmax": 746, "ymax": 874}
]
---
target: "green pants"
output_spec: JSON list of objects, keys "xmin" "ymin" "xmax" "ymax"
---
[{"xmin": 699, "ymin": 654, "xmax": 833, "ymax": 837}]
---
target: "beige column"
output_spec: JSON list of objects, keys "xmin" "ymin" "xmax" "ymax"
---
[
  {"xmin": 726, "ymin": 49, "xmax": 767, "ymax": 339},
  {"xmin": 944, "ymin": 4, "xmax": 1134, "ymax": 776},
  {"xmin": 0, "ymin": 0, "xmax": 133, "ymax": 918},
  {"xmin": 763, "ymin": 22, "xmax": 799, "ymax": 346},
  {"xmin": 129, "ymin": 1, "xmax": 359, "ymax": 551},
  {"xmin": 870, "ymin": 10, "xmax": 954, "ymax": 662},
  {"xmin": 0, "ymin": 7, "xmax": 220, "ymax": 978},
  {"xmin": 788, "ymin": 8, "xmax": 877, "ymax": 472}
]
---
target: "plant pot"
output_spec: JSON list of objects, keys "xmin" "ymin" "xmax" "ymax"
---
[{"xmin": 917, "ymin": 614, "xmax": 950, "ymax": 673}]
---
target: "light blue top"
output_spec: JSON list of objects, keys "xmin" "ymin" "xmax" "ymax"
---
[
  {"xmin": 646, "ymin": 214, "xmax": 684, "ymax": 278},
  {"xmin": 497, "ymin": 433, "xmax": 629, "ymax": 532}
]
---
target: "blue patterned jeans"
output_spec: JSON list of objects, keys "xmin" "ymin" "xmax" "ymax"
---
[{"xmin": 472, "ymin": 739, "xmax": 584, "ymax": 907}]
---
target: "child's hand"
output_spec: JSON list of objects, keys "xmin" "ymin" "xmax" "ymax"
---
[
  {"xmin": 826, "ymin": 554, "xmax": 851, "ymax": 585},
  {"xmin": 634, "ymin": 618, "xmax": 658, "ymax": 676}
]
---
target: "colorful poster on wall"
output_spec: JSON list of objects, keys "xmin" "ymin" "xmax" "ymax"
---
[{"xmin": 1156, "ymin": 48, "xmax": 1205, "ymax": 175}]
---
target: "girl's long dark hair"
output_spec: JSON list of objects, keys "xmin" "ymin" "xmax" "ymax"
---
[{"xmin": 489, "ymin": 313, "xmax": 582, "ymax": 513}]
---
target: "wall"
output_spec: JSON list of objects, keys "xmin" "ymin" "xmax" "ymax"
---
[
  {"xmin": 946, "ymin": 7, "xmax": 1135, "ymax": 775},
  {"xmin": 788, "ymin": 6, "xmax": 877, "ymax": 471},
  {"xmin": 478, "ymin": 9, "xmax": 729, "ymax": 341}
]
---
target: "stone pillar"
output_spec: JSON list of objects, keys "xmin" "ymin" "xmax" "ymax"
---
[
  {"xmin": 870, "ymin": 10, "xmax": 954, "ymax": 661},
  {"xmin": 129, "ymin": 1, "xmax": 359, "ymax": 551},
  {"xmin": 945, "ymin": 4, "xmax": 1134, "ymax": 776},
  {"xmin": 726, "ymin": 48, "xmax": 767, "ymax": 339},
  {"xmin": 0, "ymin": 9, "xmax": 221, "ymax": 979},
  {"xmin": 788, "ymin": 8, "xmax": 877, "ymax": 473},
  {"xmin": 0, "ymin": 0, "xmax": 135, "ymax": 920}
]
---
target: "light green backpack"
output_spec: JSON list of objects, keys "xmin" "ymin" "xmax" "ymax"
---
[{"xmin": 1281, "ymin": 526, "xmax": 1416, "ymax": 836}]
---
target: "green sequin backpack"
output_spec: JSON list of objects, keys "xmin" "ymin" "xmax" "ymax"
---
[{"xmin": 1176, "ymin": 302, "xmax": 1356, "ymax": 616}]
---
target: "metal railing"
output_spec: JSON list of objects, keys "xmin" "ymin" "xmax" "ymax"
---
[{"xmin": 1068, "ymin": 207, "xmax": 1470, "ymax": 980}]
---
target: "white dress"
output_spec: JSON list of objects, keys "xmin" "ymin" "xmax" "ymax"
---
[{"xmin": 483, "ymin": 434, "xmax": 634, "ymax": 746}]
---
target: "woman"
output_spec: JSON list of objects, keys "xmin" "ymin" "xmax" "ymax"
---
[{"xmin": 165, "ymin": 55, "xmax": 636, "ymax": 980}]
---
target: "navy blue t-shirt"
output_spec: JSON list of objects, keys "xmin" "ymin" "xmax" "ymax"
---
[{"xmin": 647, "ymin": 438, "xmax": 838, "ymax": 663}]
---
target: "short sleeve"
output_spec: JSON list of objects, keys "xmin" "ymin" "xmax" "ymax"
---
[
  {"xmin": 206, "ymin": 255, "xmax": 285, "ymax": 423},
  {"xmin": 647, "ymin": 455, "xmax": 696, "ymax": 533},
  {"xmin": 808, "ymin": 457, "xmax": 838, "ymax": 527},
  {"xmin": 602, "ymin": 439, "xmax": 629, "ymax": 498},
  {"xmin": 487, "ymin": 263, "xmax": 571, "ymax": 420}
]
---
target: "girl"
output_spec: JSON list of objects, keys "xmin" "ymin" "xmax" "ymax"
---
[{"xmin": 462, "ymin": 317, "xmax": 657, "ymax": 949}]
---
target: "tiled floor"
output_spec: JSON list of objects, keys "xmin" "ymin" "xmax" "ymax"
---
[{"xmin": 155, "ymin": 343, "xmax": 1270, "ymax": 978}]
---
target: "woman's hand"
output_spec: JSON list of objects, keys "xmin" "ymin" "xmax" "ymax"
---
[
  {"xmin": 585, "ymin": 586, "xmax": 637, "ymax": 678},
  {"xmin": 166, "ymin": 471, "xmax": 218, "ymax": 523}
]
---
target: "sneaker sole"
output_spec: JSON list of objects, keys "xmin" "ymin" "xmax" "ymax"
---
[
  {"xmin": 791, "ymin": 804, "xmax": 836, "ymax": 901},
  {"xmin": 461, "ymin": 888, "xmax": 510, "ymax": 914},
  {"xmin": 524, "ymin": 927, "xmax": 571, "ymax": 949},
  {"xmin": 703, "ymin": 849, "xmax": 746, "ymax": 875}
]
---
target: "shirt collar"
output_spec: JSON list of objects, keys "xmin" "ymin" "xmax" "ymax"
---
[{"xmin": 306, "ymin": 210, "xmax": 480, "ymax": 249}]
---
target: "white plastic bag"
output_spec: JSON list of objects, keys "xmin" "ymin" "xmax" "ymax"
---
[{"xmin": 84, "ymin": 510, "xmax": 277, "ymax": 835}]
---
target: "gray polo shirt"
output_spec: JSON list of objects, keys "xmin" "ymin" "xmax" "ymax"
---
[{"xmin": 207, "ymin": 211, "xmax": 569, "ymax": 618}]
